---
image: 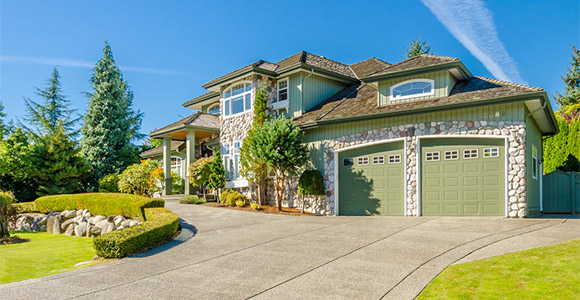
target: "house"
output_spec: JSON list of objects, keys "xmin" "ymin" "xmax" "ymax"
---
[{"xmin": 144, "ymin": 51, "xmax": 558, "ymax": 218}]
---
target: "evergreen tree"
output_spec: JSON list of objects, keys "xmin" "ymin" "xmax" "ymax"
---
[
  {"xmin": 21, "ymin": 67, "xmax": 77, "ymax": 138},
  {"xmin": 207, "ymin": 150, "xmax": 226, "ymax": 200},
  {"xmin": 81, "ymin": 41, "xmax": 143, "ymax": 180},
  {"xmin": 240, "ymin": 84, "xmax": 270, "ymax": 205},
  {"xmin": 405, "ymin": 39, "xmax": 433, "ymax": 58},
  {"xmin": 0, "ymin": 101, "xmax": 6, "ymax": 139},
  {"xmin": 31, "ymin": 125, "xmax": 91, "ymax": 196},
  {"xmin": 554, "ymin": 44, "xmax": 580, "ymax": 119}
]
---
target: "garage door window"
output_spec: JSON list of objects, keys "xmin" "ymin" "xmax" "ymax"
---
[
  {"xmin": 463, "ymin": 149, "xmax": 478, "ymax": 159},
  {"xmin": 388, "ymin": 155, "xmax": 401, "ymax": 164},
  {"xmin": 425, "ymin": 151, "xmax": 440, "ymax": 161},
  {"xmin": 357, "ymin": 157, "xmax": 369, "ymax": 165},
  {"xmin": 444, "ymin": 150, "xmax": 458, "ymax": 160},
  {"xmin": 483, "ymin": 147, "xmax": 499, "ymax": 158},
  {"xmin": 343, "ymin": 158, "xmax": 353, "ymax": 166},
  {"xmin": 373, "ymin": 155, "xmax": 385, "ymax": 165}
]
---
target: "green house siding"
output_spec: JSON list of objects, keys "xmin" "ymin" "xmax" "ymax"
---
[
  {"xmin": 303, "ymin": 102, "xmax": 526, "ymax": 173},
  {"xmin": 526, "ymin": 109, "xmax": 543, "ymax": 216},
  {"xmin": 378, "ymin": 71, "xmax": 457, "ymax": 105},
  {"xmin": 287, "ymin": 72, "xmax": 347, "ymax": 118}
]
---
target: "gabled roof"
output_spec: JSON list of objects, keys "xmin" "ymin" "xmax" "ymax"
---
[
  {"xmin": 182, "ymin": 91, "xmax": 220, "ymax": 108},
  {"xmin": 349, "ymin": 57, "xmax": 392, "ymax": 78},
  {"xmin": 140, "ymin": 141, "xmax": 185, "ymax": 158},
  {"xmin": 295, "ymin": 76, "xmax": 548, "ymax": 126},
  {"xmin": 149, "ymin": 112, "xmax": 219, "ymax": 137},
  {"xmin": 362, "ymin": 54, "xmax": 471, "ymax": 82}
]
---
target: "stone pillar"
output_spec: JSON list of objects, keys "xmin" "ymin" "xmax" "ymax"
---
[
  {"xmin": 185, "ymin": 130, "xmax": 196, "ymax": 195},
  {"xmin": 162, "ymin": 137, "xmax": 172, "ymax": 196}
]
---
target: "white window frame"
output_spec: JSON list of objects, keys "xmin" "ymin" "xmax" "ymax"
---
[
  {"xmin": 170, "ymin": 156, "xmax": 183, "ymax": 178},
  {"xmin": 463, "ymin": 149, "xmax": 478, "ymax": 159},
  {"xmin": 532, "ymin": 145, "xmax": 538, "ymax": 180},
  {"xmin": 483, "ymin": 147, "xmax": 499, "ymax": 158},
  {"xmin": 373, "ymin": 155, "xmax": 385, "ymax": 165},
  {"xmin": 275, "ymin": 78, "xmax": 289, "ymax": 103},
  {"xmin": 221, "ymin": 143, "xmax": 232, "ymax": 180},
  {"xmin": 207, "ymin": 103, "xmax": 220, "ymax": 116},
  {"xmin": 425, "ymin": 151, "xmax": 440, "ymax": 162},
  {"xmin": 444, "ymin": 150, "xmax": 459, "ymax": 160},
  {"xmin": 388, "ymin": 154, "xmax": 401, "ymax": 164},
  {"xmin": 223, "ymin": 81, "xmax": 252, "ymax": 117},
  {"xmin": 357, "ymin": 157, "xmax": 369, "ymax": 165},
  {"xmin": 390, "ymin": 78, "xmax": 435, "ymax": 102},
  {"xmin": 233, "ymin": 141, "xmax": 241, "ymax": 180}
]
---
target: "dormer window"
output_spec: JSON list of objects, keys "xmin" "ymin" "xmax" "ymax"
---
[
  {"xmin": 390, "ymin": 79, "xmax": 434, "ymax": 101},
  {"xmin": 223, "ymin": 82, "xmax": 252, "ymax": 117}
]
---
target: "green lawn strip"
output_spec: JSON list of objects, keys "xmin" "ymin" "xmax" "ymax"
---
[
  {"xmin": 0, "ymin": 231, "xmax": 104, "ymax": 284},
  {"xmin": 418, "ymin": 239, "xmax": 580, "ymax": 300}
]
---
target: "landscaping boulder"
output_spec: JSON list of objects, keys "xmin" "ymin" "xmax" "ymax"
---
[
  {"xmin": 75, "ymin": 222, "xmax": 88, "ymax": 237},
  {"xmin": 101, "ymin": 222, "xmax": 114, "ymax": 235},
  {"xmin": 121, "ymin": 219, "xmax": 132, "ymax": 228},
  {"xmin": 64, "ymin": 210, "xmax": 77, "ymax": 219},
  {"xmin": 36, "ymin": 215, "xmax": 48, "ymax": 226},
  {"xmin": 40, "ymin": 225, "xmax": 47, "ymax": 232},
  {"xmin": 76, "ymin": 210, "xmax": 83, "ymax": 217},
  {"xmin": 61, "ymin": 219, "xmax": 75, "ymax": 230},
  {"xmin": 95, "ymin": 220, "xmax": 108, "ymax": 230},
  {"xmin": 114, "ymin": 216, "xmax": 125, "ymax": 227},
  {"xmin": 46, "ymin": 216, "xmax": 55, "ymax": 234},
  {"xmin": 91, "ymin": 215, "xmax": 106, "ymax": 225},
  {"xmin": 53, "ymin": 216, "xmax": 63, "ymax": 234},
  {"xmin": 106, "ymin": 215, "xmax": 115, "ymax": 222},
  {"xmin": 89, "ymin": 226, "xmax": 102, "ymax": 237},
  {"xmin": 64, "ymin": 224, "xmax": 75, "ymax": 236}
]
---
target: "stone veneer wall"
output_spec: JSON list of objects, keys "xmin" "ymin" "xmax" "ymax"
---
[{"xmin": 317, "ymin": 120, "xmax": 528, "ymax": 217}]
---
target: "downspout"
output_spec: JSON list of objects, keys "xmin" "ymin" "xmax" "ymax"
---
[{"xmin": 299, "ymin": 69, "xmax": 314, "ymax": 116}]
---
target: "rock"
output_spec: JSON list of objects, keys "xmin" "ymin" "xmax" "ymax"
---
[
  {"xmin": 107, "ymin": 215, "xmax": 115, "ymax": 223},
  {"xmin": 36, "ymin": 215, "xmax": 48, "ymax": 226},
  {"xmin": 46, "ymin": 216, "xmax": 55, "ymax": 234},
  {"xmin": 40, "ymin": 225, "xmax": 47, "ymax": 232},
  {"xmin": 60, "ymin": 210, "xmax": 68, "ymax": 217},
  {"xmin": 128, "ymin": 220, "xmax": 137, "ymax": 227},
  {"xmin": 92, "ymin": 215, "xmax": 106, "ymax": 225},
  {"xmin": 75, "ymin": 222, "xmax": 88, "ymax": 237},
  {"xmin": 101, "ymin": 222, "xmax": 114, "ymax": 234},
  {"xmin": 83, "ymin": 212, "xmax": 92, "ymax": 218},
  {"xmin": 64, "ymin": 224, "xmax": 75, "ymax": 236},
  {"xmin": 53, "ymin": 216, "xmax": 63, "ymax": 234},
  {"xmin": 89, "ymin": 226, "xmax": 102, "ymax": 237},
  {"xmin": 21, "ymin": 223, "xmax": 31, "ymax": 231},
  {"xmin": 115, "ymin": 226, "xmax": 124, "ymax": 231},
  {"xmin": 95, "ymin": 220, "xmax": 108, "ymax": 230},
  {"xmin": 61, "ymin": 219, "xmax": 75, "ymax": 230},
  {"xmin": 76, "ymin": 210, "xmax": 83, "ymax": 217},
  {"xmin": 64, "ymin": 210, "xmax": 76, "ymax": 219},
  {"xmin": 121, "ymin": 219, "xmax": 132, "ymax": 227}
]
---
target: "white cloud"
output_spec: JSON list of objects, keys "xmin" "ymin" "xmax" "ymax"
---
[
  {"xmin": 0, "ymin": 55, "xmax": 189, "ymax": 76},
  {"xmin": 421, "ymin": 0, "xmax": 526, "ymax": 84}
]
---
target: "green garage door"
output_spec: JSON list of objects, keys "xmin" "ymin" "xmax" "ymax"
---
[
  {"xmin": 421, "ymin": 138, "xmax": 505, "ymax": 216},
  {"xmin": 339, "ymin": 141, "xmax": 405, "ymax": 216}
]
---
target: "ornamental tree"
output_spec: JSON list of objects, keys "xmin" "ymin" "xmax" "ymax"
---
[
  {"xmin": 247, "ymin": 116, "xmax": 309, "ymax": 211},
  {"xmin": 118, "ymin": 160, "xmax": 162, "ymax": 197},
  {"xmin": 189, "ymin": 157, "xmax": 213, "ymax": 200},
  {"xmin": 207, "ymin": 150, "xmax": 226, "ymax": 200},
  {"xmin": 297, "ymin": 169, "xmax": 326, "ymax": 214}
]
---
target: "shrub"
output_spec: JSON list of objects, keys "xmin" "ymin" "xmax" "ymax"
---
[
  {"xmin": 93, "ymin": 207, "xmax": 179, "ymax": 258},
  {"xmin": 99, "ymin": 174, "xmax": 120, "ymax": 193},
  {"xmin": 1, "ymin": 191, "xmax": 16, "ymax": 238},
  {"xmin": 250, "ymin": 203, "xmax": 262, "ymax": 210},
  {"xmin": 171, "ymin": 172, "xmax": 185, "ymax": 194},
  {"xmin": 220, "ymin": 189, "xmax": 234, "ymax": 204},
  {"xmin": 235, "ymin": 199, "xmax": 246, "ymax": 207},
  {"xmin": 12, "ymin": 201, "xmax": 38, "ymax": 213},
  {"xmin": 222, "ymin": 190, "xmax": 246, "ymax": 207},
  {"xmin": 35, "ymin": 193, "xmax": 164, "ymax": 221},
  {"xmin": 179, "ymin": 195, "xmax": 206, "ymax": 205},
  {"xmin": 118, "ymin": 160, "xmax": 163, "ymax": 197}
]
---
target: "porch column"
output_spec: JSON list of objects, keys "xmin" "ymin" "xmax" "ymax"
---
[
  {"xmin": 185, "ymin": 129, "xmax": 196, "ymax": 195},
  {"xmin": 162, "ymin": 137, "xmax": 172, "ymax": 196}
]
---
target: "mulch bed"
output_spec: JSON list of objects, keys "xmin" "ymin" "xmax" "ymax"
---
[{"xmin": 201, "ymin": 202, "xmax": 321, "ymax": 216}]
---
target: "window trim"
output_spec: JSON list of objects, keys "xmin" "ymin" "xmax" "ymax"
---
[
  {"xmin": 373, "ymin": 155, "xmax": 385, "ymax": 165},
  {"xmin": 357, "ymin": 157, "xmax": 370, "ymax": 166},
  {"xmin": 425, "ymin": 151, "xmax": 440, "ymax": 162},
  {"xmin": 463, "ymin": 149, "xmax": 478, "ymax": 159},
  {"xmin": 276, "ymin": 78, "xmax": 289, "ymax": 103},
  {"xmin": 388, "ymin": 154, "xmax": 401, "ymax": 164},
  {"xmin": 532, "ymin": 145, "xmax": 538, "ymax": 180},
  {"xmin": 222, "ymin": 81, "xmax": 253, "ymax": 118},
  {"xmin": 390, "ymin": 78, "xmax": 435, "ymax": 102},
  {"xmin": 207, "ymin": 103, "xmax": 220, "ymax": 115},
  {"xmin": 444, "ymin": 150, "xmax": 459, "ymax": 160},
  {"xmin": 483, "ymin": 147, "xmax": 499, "ymax": 158}
]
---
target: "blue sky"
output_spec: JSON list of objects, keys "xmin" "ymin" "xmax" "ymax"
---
[{"xmin": 1, "ymin": 0, "xmax": 578, "ymax": 142}]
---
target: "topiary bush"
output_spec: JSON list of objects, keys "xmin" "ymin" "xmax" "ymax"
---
[
  {"xmin": 179, "ymin": 195, "xmax": 206, "ymax": 205},
  {"xmin": 93, "ymin": 207, "xmax": 179, "ymax": 258},
  {"xmin": 220, "ymin": 189, "xmax": 234, "ymax": 205},
  {"xmin": 12, "ymin": 201, "xmax": 38, "ymax": 213},
  {"xmin": 34, "ymin": 193, "xmax": 164, "ymax": 221},
  {"xmin": 221, "ymin": 190, "xmax": 246, "ymax": 207},
  {"xmin": 99, "ymin": 174, "xmax": 120, "ymax": 193}
]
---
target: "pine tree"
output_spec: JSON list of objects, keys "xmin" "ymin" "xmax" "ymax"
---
[
  {"xmin": 81, "ymin": 41, "xmax": 143, "ymax": 181},
  {"xmin": 554, "ymin": 44, "xmax": 580, "ymax": 118},
  {"xmin": 0, "ymin": 101, "xmax": 6, "ymax": 139},
  {"xmin": 405, "ymin": 39, "xmax": 433, "ymax": 58},
  {"xmin": 207, "ymin": 150, "xmax": 226, "ymax": 200},
  {"xmin": 21, "ymin": 67, "xmax": 77, "ymax": 138}
]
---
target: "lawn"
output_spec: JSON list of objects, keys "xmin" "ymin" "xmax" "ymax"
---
[
  {"xmin": 0, "ymin": 231, "xmax": 104, "ymax": 284},
  {"xmin": 418, "ymin": 239, "xmax": 580, "ymax": 299}
]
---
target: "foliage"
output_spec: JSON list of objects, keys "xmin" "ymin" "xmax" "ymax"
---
[
  {"xmin": 188, "ymin": 157, "xmax": 213, "ymax": 186},
  {"xmin": 179, "ymin": 195, "xmax": 206, "ymax": 204},
  {"xmin": 93, "ymin": 207, "xmax": 179, "ymax": 258},
  {"xmin": 21, "ymin": 67, "xmax": 78, "ymax": 139},
  {"xmin": 80, "ymin": 41, "xmax": 143, "ymax": 181},
  {"xmin": 418, "ymin": 239, "xmax": 580, "ymax": 300},
  {"xmin": 99, "ymin": 174, "xmax": 120, "ymax": 193},
  {"xmin": 0, "ymin": 128, "xmax": 38, "ymax": 202},
  {"xmin": 298, "ymin": 170, "xmax": 326, "ymax": 196},
  {"xmin": 554, "ymin": 44, "xmax": 580, "ymax": 116},
  {"xmin": 0, "ymin": 101, "xmax": 8, "ymax": 139},
  {"xmin": 0, "ymin": 191, "xmax": 16, "ymax": 238},
  {"xmin": 171, "ymin": 172, "xmax": 185, "ymax": 194},
  {"xmin": 12, "ymin": 201, "xmax": 37, "ymax": 214},
  {"xmin": 30, "ymin": 125, "xmax": 92, "ymax": 196},
  {"xmin": 557, "ymin": 153, "xmax": 580, "ymax": 172},
  {"xmin": 34, "ymin": 193, "xmax": 164, "ymax": 221},
  {"xmin": 220, "ymin": 189, "xmax": 234, "ymax": 204},
  {"xmin": 543, "ymin": 117, "xmax": 580, "ymax": 173},
  {"xmin": 405, "ymin": 39, "xmax": 433, "ymax": 58},
  {"xmin": 240, "ymin": 84, "xmax": 270, "ymax": 205},
  {"xmin": 118, "ymin": 160, "xmax": 163, "ymax": 197},
  {"xmin": 143, "ymin": 137, "xmax": 163, "ymax": 150},
  {"xmin": 235, "ymin": 199, "xmax": 246, "ymax": 207},
  {"xmin": 207, "ymin": 150, "xmax": 226, "ymax": 197},
  {"xmin": 246, "ymin": 116, "xmax": 309, "ymax": 210},
  {"xmin": 250, "ymin": 203, "xmax": 262, "ymax": 210},
  {"xmin": 220, "ymin": 189, "xmax": 246, "ymax": 207}
]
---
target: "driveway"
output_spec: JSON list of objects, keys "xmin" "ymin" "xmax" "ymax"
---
[{"xmin": 1, "ymin": 200, "xmax": 579, "ymax": 300}]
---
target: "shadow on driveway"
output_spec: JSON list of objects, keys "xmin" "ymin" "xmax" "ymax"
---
[{"xmin": 132, "ymin": 219, "xmax": 197, "ymax": 258}]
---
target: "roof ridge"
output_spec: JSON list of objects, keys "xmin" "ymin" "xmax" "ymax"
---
[
  {"xmin": 364, "ymin": 54, "xmax": 458, "ymax": 77},
  {"xmin": 303, "ymin": 51, "xmax": 354, "ymax": 69},
  {"xmin": 474, "ymin": 76, "xmax": 543, "ymax": 91},
  {"xmin": 416, "ymin": 53, "xmax": 459, "ymax": 61}
]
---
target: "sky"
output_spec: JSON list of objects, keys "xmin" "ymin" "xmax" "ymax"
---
[{"xmin": 1, "ymin": 0, "xmax": 578, "ymax": 143}]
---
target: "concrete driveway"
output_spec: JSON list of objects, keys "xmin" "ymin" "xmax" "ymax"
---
[{"xmin": 1, "ymin": 200, "xmax": 579, "ymax": 300}]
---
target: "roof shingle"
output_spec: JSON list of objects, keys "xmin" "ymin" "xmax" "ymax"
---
[{"xmin": 150, "ymin": 112, "xmax": 219, "ymax": 136}]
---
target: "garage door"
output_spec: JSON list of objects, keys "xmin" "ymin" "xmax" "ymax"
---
[
  {"xmin": 338, "ymin": 141, "xmax": 405, "ymax": 216},
  {"xmin": 420, "ymin": 138, "xmax": 505, "ymax": 216}
]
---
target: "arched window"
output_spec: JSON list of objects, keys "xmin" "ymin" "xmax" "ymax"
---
[
  {"xmin": 223, "ymin": 82, "xmax": 252, "ymax": 116},
  {"xmin": 390, "ymin": 79, "xmax": 434, "ymax": 101},
  {"xmin": 208, "ymin": 103, "xmax": 220, "ymax": 116}
]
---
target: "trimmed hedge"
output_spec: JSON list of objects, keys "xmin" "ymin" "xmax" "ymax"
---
[
  {"xmin": 93, "ymin": 207, "xmax": 179, "ymax": 258},
  {"xmin": 12, "ymin": 201, "xmax": 38, "ymax": 213},
  {"xmin": 34, "ymin": 193, "xmax": 164, "ymax": 221}
]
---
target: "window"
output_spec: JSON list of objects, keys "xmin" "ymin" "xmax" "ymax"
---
[
  {"xmin": 388, "ymin": 155, "xmax": 401, "ymax": 164},
  {"xmin": 444, "ymin": 150, "xmax": 459, "ymax": 160},
  {"xmin": 357, "ymin": 157, "xmax": 369, "ymax": 165},
  {"xmin": 463, "ymin": 149, "xmax": 478, "ymax": 159},
  {"xmin": 223, "ymin": 82, "xmax": 252, "ymax": 117},
  {"xmin": 425, "ymin": 152, "xmax": 440, "ymax": 161},
  {"xmin": 208, "ymin": 104, "xmax": 220, "ymax": 116},
  {"xmin": 483, "ymin": 148, "xmax": 499, "ymax": 158},
  {"xmin": 532, "ymin": 145, "xmax": 538, "ymax": 180},
  {"xmin": 390, "ymin": 79, "xmax": 435, "ymax": 101},
  {"xmin": 171, "ymin": 157, "xmax": 183, "ymax": 178},
  {"xmin": 343, "ymin": 158, "xmax": 353, "ymax": 166},
  {"xmin": 276, "ymin": 79, "xmax": 288, "ymax": 102},
  {"xmin": 221, "ymin": 143, "xmax": 232, "ymax": 180},
  {"xmin": 373, "ymin": 155, "xmax": 385, "ymax": 165},
  {"xmin": 233, "ymin": 141, "xmax": 241, "ymax": 179}
]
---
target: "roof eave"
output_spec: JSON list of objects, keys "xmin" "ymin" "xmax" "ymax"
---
[
  {"xmin": 361, "ymin": 61, "xmax": 472, "ymax": 83},
  {"xmin": 202, "ymin": 66, "xmax": 278, "ymax": 90},
  {"xmin": 182, "ymin": 92, "xmax": 220, "ymax": 108}
]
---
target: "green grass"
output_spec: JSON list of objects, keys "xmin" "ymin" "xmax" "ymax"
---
[
  {"xmin": 0, "ymin": 231, "xmax": 103, "ymax": 284},
  {"xmin": 418, "ymin": 239, "xmax": 580, "ymax": 300}
]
